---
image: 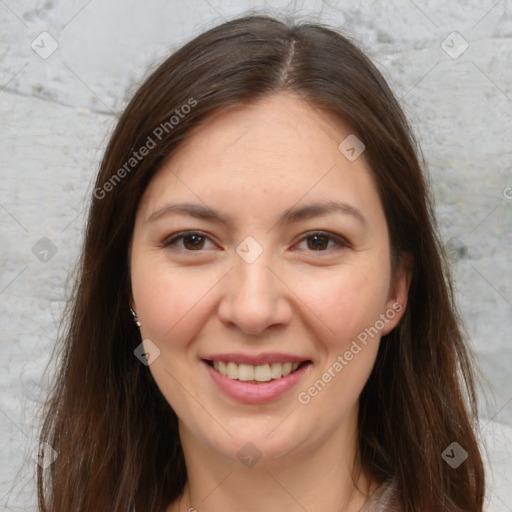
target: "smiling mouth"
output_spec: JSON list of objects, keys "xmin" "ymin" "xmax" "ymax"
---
[{"xmin": 204, "ymin": 360, "xmax": 310, "ymax": 382}]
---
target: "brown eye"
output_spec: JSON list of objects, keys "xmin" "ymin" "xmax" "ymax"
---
[
  {"xmin": 182, "ymin": 234, "xmax": 205, "ymax": 250},
  {"xmin": 307, "ymin": 234, "xmax": 331, "ymax": 250},
  {"xmin": 162, "ymin": 231, "xmax": 215, "ymax": 251},
  {"xmin": 295, "ymin": 231, "xmax": 349, "ymax": 253}
]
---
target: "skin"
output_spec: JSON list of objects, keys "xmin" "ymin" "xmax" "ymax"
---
[{"xmin": 130, "ymin": 92, "xmax": 410, "ymax": 512}]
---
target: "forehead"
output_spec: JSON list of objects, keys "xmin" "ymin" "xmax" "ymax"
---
[
  {"xmin": 138, "ymin": 93, "xmax": 382, "ymax": 221},
  {"xmin": 168, "ymin": 93, "xmax": 349, "ymax": 176}
]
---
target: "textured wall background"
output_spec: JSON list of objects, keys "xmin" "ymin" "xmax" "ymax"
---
[{"xmin": 0, "ymin": 1, "xmax": 511, "ymax": 510}]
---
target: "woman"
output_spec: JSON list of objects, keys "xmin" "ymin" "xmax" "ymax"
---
[{"xmin": 38, "ymin": 14, "xmax": 485, "ymax": 512}]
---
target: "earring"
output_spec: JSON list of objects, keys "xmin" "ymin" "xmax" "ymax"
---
[{"xmin": 130, "ymin": 307, "xmax": 141, "ymax": 328}]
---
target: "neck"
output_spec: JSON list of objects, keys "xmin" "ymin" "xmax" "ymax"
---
[{"xmin": 170, "ymin": 409, "xmax": 376, "ymax": 512}]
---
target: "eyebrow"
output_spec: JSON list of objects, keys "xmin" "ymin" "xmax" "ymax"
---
[{"xmin": 146, "ymin": 200, "xmax": 367, "ymax": 227}]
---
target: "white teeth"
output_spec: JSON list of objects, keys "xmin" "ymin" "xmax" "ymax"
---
[
  {"xmin": 254, "ymin": 364, "xmax": 271, "ymax": 382},
  {"xmin": 270, "ymin": 362, "xmax": 282, "ymax": 379},
  {"xmin": 238, "ymin": 364, "xmax": 254, "ymax": 381},
  {"xmin": 211, "ymin": 360, "xmax": 303, "ymax": 381},
  {"xmin": 282, "ymin": 362, "xmax": 293, "ymax": 376},
  {"xmin": 226, "ymin": 361, "xmax": 238, "ymax": 379}
]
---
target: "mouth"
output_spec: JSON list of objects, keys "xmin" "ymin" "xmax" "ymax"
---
[
  {"xmin": 201, "ymin": 356, "xmax": 312, "ymax": 404},
  {"xmin": 204, "ymin": 359, "xmax": 310, "ymax": 382}
]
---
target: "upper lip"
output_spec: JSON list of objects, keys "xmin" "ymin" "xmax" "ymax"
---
[{"xmin": 202, "ymin": 352, "xmax": 311, "ymax": 365}]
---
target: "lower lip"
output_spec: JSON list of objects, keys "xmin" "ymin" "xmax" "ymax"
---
[{"xmin": 204, "ymin": 361, "xmax": 311, "ymax": 404}]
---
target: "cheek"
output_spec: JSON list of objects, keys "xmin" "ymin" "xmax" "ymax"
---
[
  {"xmin": 294, "ymin": 270, "xmax": 386, "ymax": 418},
  {"xmin": 130, "ymin": 259, "xmax": 221, "ymax": 420},
  {"xmin": 131, "ymin": 255, "xmax": 222, "ymax": 347},
  {"xmin": 294, "ymin": 263, "xmax": 391, "ymax": 347}
]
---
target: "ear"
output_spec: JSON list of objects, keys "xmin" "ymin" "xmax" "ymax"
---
[{"xmin": 381, "ymin": 252, "xmax": 413, "ymax": 336}]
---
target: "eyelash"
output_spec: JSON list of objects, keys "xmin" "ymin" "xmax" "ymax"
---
[{"xmin": 161, "ymin": 230, "xmax": 350, "ymax": 254}]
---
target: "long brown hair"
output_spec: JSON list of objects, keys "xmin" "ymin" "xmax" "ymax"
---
[{"xmin": 38, "ymin": 14, "xmax": 485, "ymax": 512}]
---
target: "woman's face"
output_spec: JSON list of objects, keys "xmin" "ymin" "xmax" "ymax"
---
[{"xmin": 130, "ymin": 92, "xmax": 409, "ymax": 466}]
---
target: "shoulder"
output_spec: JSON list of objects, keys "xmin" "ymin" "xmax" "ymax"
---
[
  {"xmin": 361, "ymin": 478, "xmax": 401, "ymax": 512},
  {"xmin": 363, "ymin": 480, "xmax": 488, "ymax": 512}
]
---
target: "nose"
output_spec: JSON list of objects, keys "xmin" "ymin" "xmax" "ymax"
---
[{"xmin": 217, "ymin": 254, "xmax": 293, "ymax": 336}]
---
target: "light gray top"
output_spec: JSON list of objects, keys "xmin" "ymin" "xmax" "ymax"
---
[
  {"xmin": 132, "ymin": 479, "xmax": 400, "ymax": 512},
  {"xmin": 360, "ymin": 479, "xmax": 400, "ymax": 512}
]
